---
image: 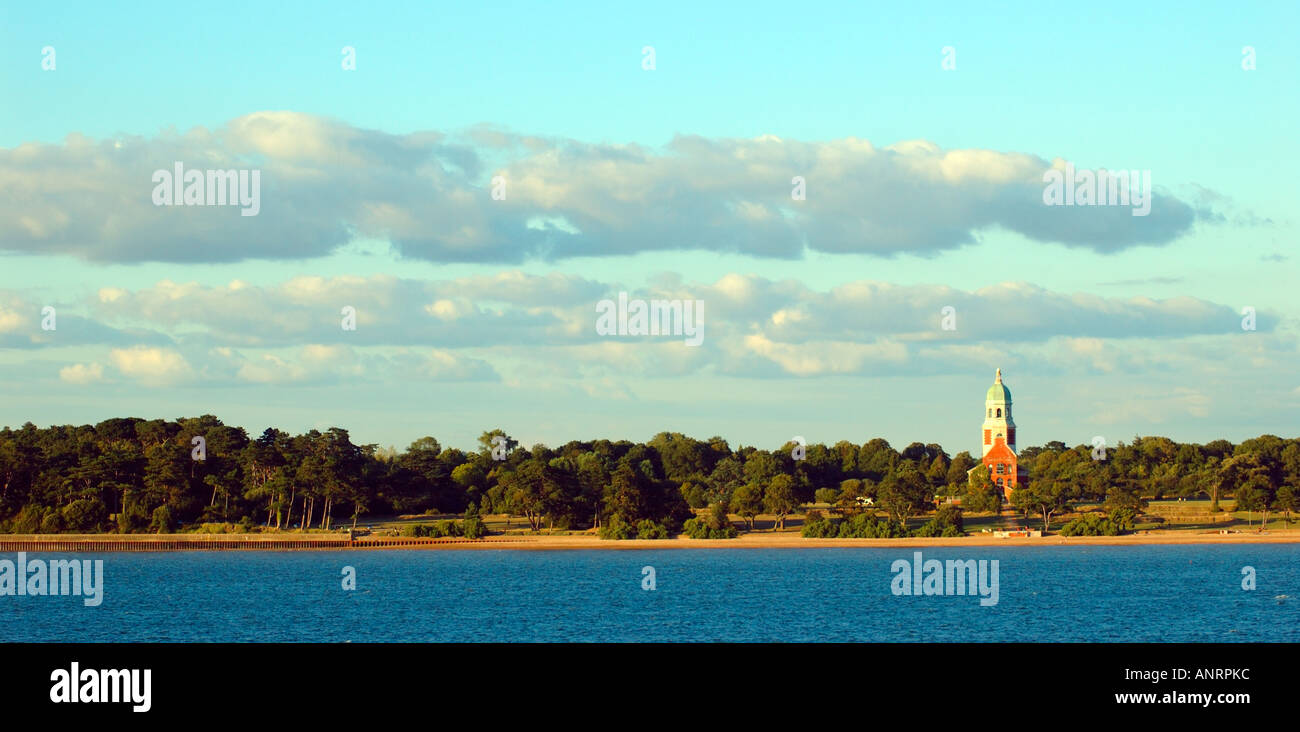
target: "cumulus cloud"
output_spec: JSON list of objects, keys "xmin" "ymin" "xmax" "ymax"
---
[
  {"xmin": 665, "ymin": 275, "xmax": 1254, "ymax": 345},
  {"xmin": 80, "ymin": 272, "xmax": 1260, "ymax": 357},
  {"xmin": 109, "ymin": 347, "xmax": 195, "ymax": 385},
  {"xmin": 0, "ymin": 271, "xmax": 1287, "ymax": 387},
  {"xmin": 91, "ymin": 273, "xmax": 585, "ymax": 348},
  {"xmin": 205, "ymin": 344, "xmax": 498, "ymax": 386},
  {"xmin": 0, "ymin": 113, "xmax": 1208, "ymax": 264},
  {"xmin": 59, "ymin": 362, "xmax": 105, "ymax": 384},
  {"xmin": 0, "ymin": 291, "xmax": 171, "ymax": 349}
]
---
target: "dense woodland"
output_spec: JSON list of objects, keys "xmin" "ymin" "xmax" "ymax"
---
[{"xmin": 0, "ymin": 416, "xmax": 1297, "ymax": 535}]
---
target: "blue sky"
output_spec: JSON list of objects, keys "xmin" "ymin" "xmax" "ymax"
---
[{"xmin": 0, "ymin": 1, "xmax": 1296, "ymax": 454}]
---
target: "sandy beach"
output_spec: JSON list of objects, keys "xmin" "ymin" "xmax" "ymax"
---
[
  {"xmin": 406, "ymin": 530, "xmax": 1300, "ymax": 550},
  {"xmin": 4, "ymin": 529, "xmax": 1299, "ymax": 551}
]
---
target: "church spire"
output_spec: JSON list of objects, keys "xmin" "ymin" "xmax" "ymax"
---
[{"xmin": 995, "ymin": 367, "xmax": 1002, "ymax": 383}]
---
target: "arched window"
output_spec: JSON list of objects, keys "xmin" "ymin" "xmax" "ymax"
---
[
  {"xmin": 996, "ymin": 477, "xmax": 1004, "ymax": 487},
  {"xmin": 987, "ymin": 408, "xmax": 991, "ymax": 418},
  {"xmin": 996, "ymin": 408, "xmax": 1001, "ymax": 417}
]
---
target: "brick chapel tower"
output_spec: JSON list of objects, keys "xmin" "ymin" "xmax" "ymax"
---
[{"xmin": 980, "ymin": 368, "xmax": 1020, "ymax": 499}]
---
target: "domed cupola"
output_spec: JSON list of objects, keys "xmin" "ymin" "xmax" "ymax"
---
[{"xmin": 981, "ymin": 368, "xmax": 1016, "ymax": 458}]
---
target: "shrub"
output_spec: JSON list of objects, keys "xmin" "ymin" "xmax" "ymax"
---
[
  {"xmin": 434, "ymin": 520, "xmax": 462, "ymax": 538},
  {"xmin": 836, "ymin": 512, "xmax": 906, "ymax": 538},
  {"xmin": 150, "ymin": 506, "xmax": 176, "ymax": 534},
  {"xmin": 62, "ymin": 498, "xmax": 108, "ymax": 532},
  {"xmin": 1059, "ymin": 513, "xmax": 1120, "ymax": 537},
  {"xmin": 911, "ymin": 520, "xmax": 943, "ymax": 537},
  {"xmin": 1108, "ymin": 507, "xmax": 1137, "ymax": 532},
  {"xmin": 597, "ymin": 517, "xmax": 675, "ymax": 540},
  {"xmin": 635, "ymin": 519, "xmax": 669, "ymax": 540},
  {"xmin": 462, "ymin": 516, "xmax": 487, "ymax": 539},
  {"xmin": 13, "ymin": 505, "xmax": 45, "ymax": 533},
  {"xmin": 681, "ymin": 502, "xmax": 738, "ymax": 539},
  {"xmin": 913, "ymin": 505, "xmax": 964, "ymax": 537},
  {"xmin": 802, "ymin": 512, "xmax": 907, "ymax": 538},
  {"xmin": 683, "ymin": 517, "xmax": 707, "ymax": 538},
  {"xmin": 114, "ymin": 506, "xmax": 148, "ymax": 533},
  {"xmin": 40, "ymin": 509, "xmax": 66, "ymax": 534},
  {"xmin": 707, "ymin": 502, "xmax": 731, "ymax": 528},
  {"xmin": 598, "ymin": 517, "xmax": 635, "ymax": 540},
  {"xmin": 683, "ymin": 517, "xmax": 738, "ymax": 539},
  {"xmin": 801, "ymin": 517, "xmax": 839, "ymax": 538},
  {"xmin": 716, "ymin": 525, "xmax": 738, "ymax": 538}
]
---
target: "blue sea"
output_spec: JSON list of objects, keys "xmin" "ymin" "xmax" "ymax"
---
[{"xmin": 3, "ymin": 545, "xmax": 1297, "ymax": 642}]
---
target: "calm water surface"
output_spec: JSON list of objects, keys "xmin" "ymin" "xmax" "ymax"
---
[{"xmin": 3, "ymin": 545, "xmax": 1297, "ymax": 642}]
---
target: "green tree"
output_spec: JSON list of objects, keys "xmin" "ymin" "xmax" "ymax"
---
[
  {"xmin": 1274, "ymin": 484, "xmax": 1298, "ymax": 526},
  {"xmin": 62, "ymin": 498, "xmax": 108, "ymax": 532},
  {"xmin": 963, "ymin": 464, "xmax": 1001, "ymax": 514},
  {"xmin": 1009, "ymin": 481, "xmax": 1071, "ymax": 532},
  {"xmin": 730, "ymin": 482, "xmax": 764, "ymax": 531},
  {"xmin": 878, "ymin": 468, "xmax": 931, "ymax": 527},
  {"xmin": 764, "ymin": 474, "xmax": 799, "ymax": 530}
]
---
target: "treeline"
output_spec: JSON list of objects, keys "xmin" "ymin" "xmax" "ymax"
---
[
  {"xmin": 1005, "ymin": 436, "xmax": 1300, "ymax": 530},
  {"xmin": 0, "ymin": 416, "xmax": 1297, "ymax": 535}
]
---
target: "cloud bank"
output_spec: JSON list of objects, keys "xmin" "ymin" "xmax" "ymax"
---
[{"xmin": 0, "ymin": 112, "xmax": 1205, "ymax": 264}]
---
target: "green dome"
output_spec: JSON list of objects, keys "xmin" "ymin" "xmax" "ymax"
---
[{"xmin": 986, "ymin": 368, "xmax": 1011, "ymax": 402}]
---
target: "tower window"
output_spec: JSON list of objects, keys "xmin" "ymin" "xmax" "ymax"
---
[
  {"xmin": 987, "ymin": 408, "xmax": 992, "ymax": 418},
  {"xmin": 996, "ymin": 408, "xmax": 1001, "ymax": 418}
]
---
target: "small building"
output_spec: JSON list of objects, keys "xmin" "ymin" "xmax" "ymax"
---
[{"xmin": 993, "ymin": 528, "xmax": 1042, "ymax": 538}]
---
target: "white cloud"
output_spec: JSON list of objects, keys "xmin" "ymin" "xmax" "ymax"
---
[
  {"xmin": 0, "ymin": 113, "xmax": 1206, "ymax": 265},
  {"xmin": 59, "ymin": 362, "xmax": 105, "ymax": 384},
  {"xmin": 741, "ymin": 334, "xmax": 908, "ymax": 376},
  {"xmin": 109, "ymin": 347, "xmax": 194, "ymax": 385}
]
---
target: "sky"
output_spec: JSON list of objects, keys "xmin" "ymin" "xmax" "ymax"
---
[{"xmin": 0, "ymin": 1, "xmax": 1296, "ymax": 455}]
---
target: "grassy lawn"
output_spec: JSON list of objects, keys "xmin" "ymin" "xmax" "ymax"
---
[{"xmin": 351, "ymin": 499, "xmax": 1300, "ymax": 538}]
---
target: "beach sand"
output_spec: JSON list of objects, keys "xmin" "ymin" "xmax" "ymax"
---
[{"xmin": 8, "ymin": 529, "xmax": 1299, "ymax": 551}]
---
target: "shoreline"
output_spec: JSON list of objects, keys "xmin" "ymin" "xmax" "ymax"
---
[{"xmin": 2, "ymin": 530, "xmax": 1299, "ymax": 551}]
